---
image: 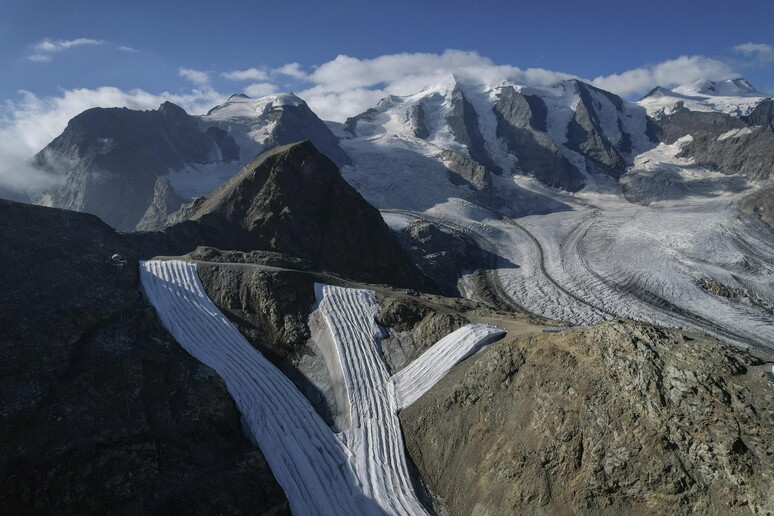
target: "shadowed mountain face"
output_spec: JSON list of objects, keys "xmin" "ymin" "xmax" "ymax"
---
[
  {"xmin": 33, "ymin": 102, "xmax": 238, "ymax": 231},
  {"xmin": 157, "ymin": 141, "xmax": 432, "ymax": 289},
  {"xmin": 0, "ymin": 200, "xmax": 289, "ymax": 515}
]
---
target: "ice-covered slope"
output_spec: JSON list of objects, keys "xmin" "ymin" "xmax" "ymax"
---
[
  {"xmin": 638, "ymin": 78, "xmax": 770, "ymax": 117},
  {"xmin": 336, "ymin": 77, "xmax": 774, "ymax": 351},
  {"xmin": 341, "ymin": 77, "xmax": 655, "ymax": 198},
  {"xmin": 140, "ymin": 259, "xmax": 505, "ymax": 515}
]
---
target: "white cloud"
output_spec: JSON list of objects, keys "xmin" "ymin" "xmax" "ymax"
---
[
  {"xmin": 27, "ymin": 54, "xmax": 52, "ymax": 63},
  {"xmin": 272, "ymin": 62, "xmax": 308, "ymax": 80},
  {"xmin": 244, "ymin": 82, "xmax": 279, "ymax": 97},
  {"xmin": 118, "ymin": 46, "xmax": 138, "ymax": 53},
  {"xmin": 222, "ymin": 67, "xmax": 269, "ymax": 81},
  {"xmin": 591, "ymin": 55, "xmax": 736, "ymax": 97},
  {"xmin": 178, "ymin": 67, "xmax": 211, "ymax": 86},
  {"xmin": 733, "ymin": 42, "xmax": 774, "ymax": 63},
  {"xmin": 290, "ymin": 50, "xmax": 575, "ymax": 121},
  {"xmin": 0, "ymin": 86, "xmax": 225, "ymax": 197},
  {"xmin": 27, "ymin": 38, "xmax": 104, "ymax": 62}
]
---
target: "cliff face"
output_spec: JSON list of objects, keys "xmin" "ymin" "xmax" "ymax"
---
[{"xmin": 400, "ymin": 320, "xmax": 774, "ymax": 515}]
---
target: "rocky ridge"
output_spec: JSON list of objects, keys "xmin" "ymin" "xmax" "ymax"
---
[{"xmin": 400, "ymin": 320, "xmax": 774, "ymax": 515}]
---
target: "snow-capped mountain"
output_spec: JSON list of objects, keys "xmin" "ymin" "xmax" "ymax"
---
[
  {"xmin": 340, "ymin": 76, "xmax": 657, "ymax": 195},
  {"xmin": 638, "ymin": 78, "xmax": 771, "ymax": 117},
  {"xmin": 32, "ymin": 93, "xmax": 348, "ymax": 230}
]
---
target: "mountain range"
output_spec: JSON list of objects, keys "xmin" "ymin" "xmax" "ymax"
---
[{"xmin": 3, "ymin": 73, "xmax": 774, "ymax": 515}]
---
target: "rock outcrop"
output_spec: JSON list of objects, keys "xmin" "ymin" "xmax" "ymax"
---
[
  {"xmin": 565, "ymin": 81, "xmax": 630, "ymax": 179},
  {"xmin": 446, "ymin": 85, "xmax": 502, "ymax": 174},
  {"xmin": 493, "ymin": 86, "xmax": 584, "ymax": 191},
  {"xmin": 656, "ymin": 107, "xmax": 774, "ymax": 181},
  {"xmin": 400, "ymin": 320, "xmax": 774, "ymax": 515},
  {"xmin": 0, "ymin": 200, "xmax": 288, "ymax": 515}
]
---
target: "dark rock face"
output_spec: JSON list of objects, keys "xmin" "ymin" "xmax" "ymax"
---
[
  {"xmin": 493, "ymin": 86, "xmax": 584, "ymax": 191},
  {"xmin": 33, "ymin": 102, "xmax": 238, "ymax": 231},
  {"xmin": 400, "ymin": 320, "xmax": 774, "ymax": 515},
  {"xmin": 656, "ymin": 107, "xmax": 774, "ymax": 181},
  {"xmin": 446, "ymin": 85, "xmax": 501, "ymax": 174},
  {"xmin": 0, "ymin": 200, "xmax": 288, "ymax": 515},
  {"xmin": 376, "ymin": 296, "xmax": 468, "ymax": 373},
  {"xmin": 409, "ymin": 103, "xmax": 431, "ymax": 139},
  {"xmin": 745, "ymin": 98, "xmax": 774, "ymax": 132},
  {"xmin": 395, "ymin": 219, "xmax": 494, "ymax": 297},
  {"xmin": 656, "ymin": 108, "xmax": 746, "ymax": 143},
  {"xmin": 439, "ymin": 150, "xmax": 492, "ymax": 192},
  {"xmin": 565, "ymin": 81, "xmax": 629, "ymax": 179},
  {"xmin": 164, "ymin": 141, "xmax": 430, "ymax": 288}
]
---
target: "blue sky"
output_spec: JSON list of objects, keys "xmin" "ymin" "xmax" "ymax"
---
[
  {"xmin": 1, "ymin": 0, "xmax": 773, "ymax": 192},
  {"xmin": 3, "ymin": 0, "xmax": 774, "ymax": 104}
]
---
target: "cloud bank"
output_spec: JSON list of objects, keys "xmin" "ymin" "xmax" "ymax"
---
[{"xmin": 591, "ymin": 55, "xmax": 737, "ymax": 97}]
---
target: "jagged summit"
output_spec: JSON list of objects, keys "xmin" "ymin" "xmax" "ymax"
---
[
  {"xmin": 164, "ymin": 140, "xmax": 424, "ymax": 286},
  {"xmin": 638, "ymin": 77, "xmax": 769, "ymax": 117},
  {"xmin": 674, "ymin": 77, "xmax": 761, "ymax": 98}
]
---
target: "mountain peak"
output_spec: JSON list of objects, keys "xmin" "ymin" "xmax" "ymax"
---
[{"xmin": 673, "ymin": 77, "xmax": 763, "ymax": 98}]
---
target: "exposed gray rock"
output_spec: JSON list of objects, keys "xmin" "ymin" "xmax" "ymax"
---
[
  {"xmin": 439, "ymin": 149, "xmax": 492, "ymax": 191},
  {"xmin": 744, "ymin": 98, "xmax": 774, "ymax": 132},
  {"xmin": 400, "ymin": 319, "xmax": 774, "ymax": 515},
  {"xmin": 565, "ymin": 81, "xmax": 629, "ymax": 179},
  {"xmin": 740, "ymin": 186, "xmax": 774, "ymax": 230},
  {"xmin": 253, "ymin": 97, "xmax": 351, "ymax": 168},
  {"xmin": 0, "ymin": 200, "xmax": 288, "ymax": 515},
  {"xmin": 409, "ymin": 102, "xmax": 432, "ymax": 139},
  {"xmin": 446, "ymin": 85, "xmax": 501, "ymax": 174},
  {"xmin": 394, "ymin": 219, "xmax": 495, "ymax": 297},
  {"xmin": 655, "ymin": 107, "xmax": 774, "ymax": 181},
  {"xmin": 135, "ymin": 177, "xmax": 184, "ymax": 231},
  {"xmin": 376, "ymin": 296, "xmax": 468, "ymax": 373},
  {"xmin": 493, "ymin": 86, "xmax": 584, "ymax": 191}
]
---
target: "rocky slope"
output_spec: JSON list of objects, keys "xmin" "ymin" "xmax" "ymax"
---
[
  {"xmin": 0, "ymin": 200, "xmax": 288, "ymax": 515},
  {"xmin": 161, "ymin": 141, "xmax": 429, "ymax": 288},
  {"xmin": 400, "ymin": 320, "xmax": 774, "ymax": 515},
  {"xmin": 655, "ymin": 106, "xmax": 774, "ymax": 181}
]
